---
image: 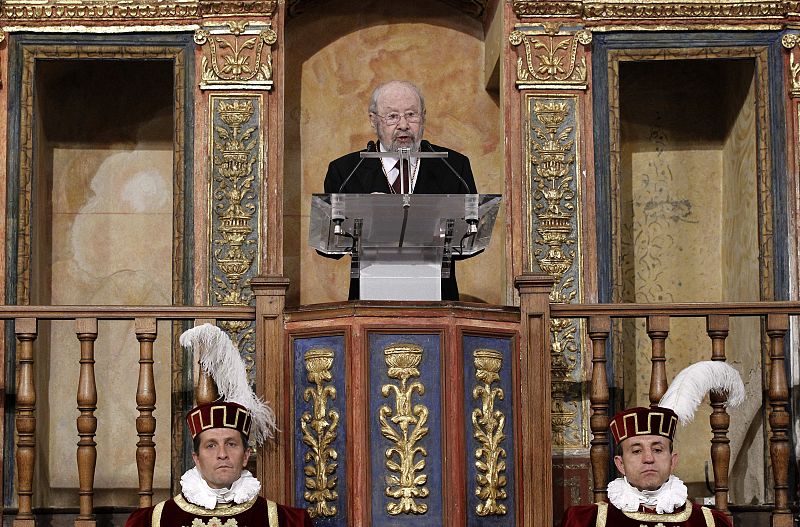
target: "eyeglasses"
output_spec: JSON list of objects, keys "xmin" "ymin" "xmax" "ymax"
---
[{"xmin": 372, "ymin": 111, "xmax": 423, "ymax": 126}]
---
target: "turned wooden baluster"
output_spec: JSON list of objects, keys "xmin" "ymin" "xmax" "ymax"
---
[
  {"xmin": 646, "ymin": 315, "xmax": 670, "ymax": 405},
  {"xmin": 706, "ymin": 315, "xmax": 731, "ymax": 516},
  {"xmin": 588, "ymin": 315, "xmax": 611, "ymax": 503},
  {"xmin": 193, "ymin": 319, "xmax": 219, "ymax": 405},
  {"xmin": 75, "ymin": 318, "xmax": 98, "ymax": 527},
  {"xmin": 766, "ymin": 314, "xmax": 792, "ymax": 527},
  {"xmin": 14, "ymin": 318, "xmax": 37, "ymax": 527},
  {"xmin": 135, "ymin": 318, "xmax": 157, "ymax": 508}
]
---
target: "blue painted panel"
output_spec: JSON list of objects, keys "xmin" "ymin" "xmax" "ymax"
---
[
  {"xmin": 369, "ymin": 333, "xmax": 443, "ymax": 527},
  {"xmin": 463, "ymin": 335, "xmax": 516, "ymax": 527},
  {"xmin": 293, "ymin": 335, "xmax": 347, "ymax": 527}
]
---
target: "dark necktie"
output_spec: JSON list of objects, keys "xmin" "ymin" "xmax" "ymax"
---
[{"xmin": 391, "ymin": 159, "xmax": 410, "ymax": 194}]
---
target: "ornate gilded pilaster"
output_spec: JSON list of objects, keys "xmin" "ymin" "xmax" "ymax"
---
[
  {"xmin": 509, "ymin": 24, "xmax": 591, "ymax": 89},
  {"xmin": 194, "ymin": 22, "xmax": 277, "ymax": 90},
  {"xmin": 526, "ymin": 95, "xmax": 587, "ymax": 450},
  {"xmin": 209, "ymin": 95, "xmax": 263, "ymax": 378},
  {"xmin": 782, "ymin": 33, "xmax": 800, "ymax": 98},
  {"xmin": 472, "ymin": 349, "xmax": 508, "ymax": 517},
  {"xmin": 379, "ymin": 344, "xmax": 430, "ymax": 515},
  {"xmin": 300, "ymin": 348, "xmax": 340, "ymax": 518}
]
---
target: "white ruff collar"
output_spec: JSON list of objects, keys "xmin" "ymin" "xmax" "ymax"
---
[
  {"xmin": 607, "ymin": 475, "xmax": 687, "ymax": 514},
  {"xmin": 180, "ymin": 467, "xmax": 261, "ymax": 510}
]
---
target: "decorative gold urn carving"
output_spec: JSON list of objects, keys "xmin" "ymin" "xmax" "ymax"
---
[
  {"xmin": 195, "ymin": 21, "xmax": 277, "ymax": 90},
  {"xmin": 509, "ymin": 25, "xmax": 591, "ymax": 89},
  {"xmin": 528, "ymin": 96, "xmax": 584, "ymax": 448},
  {"xmin": 472, "ymin": 349, "xmax": 508, "ymax": 516},
  {"xmin": 210, "ymin": 95, "xmax": 262, "ymax": 378},
  {"xmin": 380, "ymin": 344, "xmax": 430, "ymax": 515},
  {"xmin": 300, "ymin": 348, "xmax": 340, "ymax": 518}
]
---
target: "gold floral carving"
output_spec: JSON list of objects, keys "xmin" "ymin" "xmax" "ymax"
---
[
  {"xmin": 210, "ymin": 96, "xmax": 262, "ymax": 378},
  {"xmin": 782, "ymin": 33, "xmax": 800, "ymax": 98},
  {"xmin": 509, "ymin": 26, "xmax": 591, "ymax": 89},
  {"xmin": 380, "ymin": 344, "xmax": 429, "ymax": 515},
  {"xmin": 301, "ymin": 348, "xmax": 339, "ymax": 518},
  {"xmin": 195, "ymin": 22, "xmax": 277, "ymax": 90},
  {"xmin": 528, "ymin": 98, "xmax": 582, "ymax": 447},
  {"xmin": 472, "ymin": 349, "xmax": 508, "ymax": 517},
  {"xmin": 511, "ymin": 0, "xmax": 786, "ymax": 18},
  {"xmin": 0, "ymin": 0, "xmax": 275, "ymax": 21}
]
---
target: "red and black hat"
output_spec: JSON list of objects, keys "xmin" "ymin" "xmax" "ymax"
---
[
  {"xmin": 186, "ymin": 401, "xmax": 252, "ymax": 440},
  {"xmin": 609, "ymin": 406, "xmax": 678, "ymax": 446}
]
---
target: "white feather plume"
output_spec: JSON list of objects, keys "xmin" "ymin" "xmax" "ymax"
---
[
  {"xmin": 180, "ymin": 323, "xmax": 276, "ymax": 444},
  {"xmin": 658, "ymin": 361, "xmax": 745, "ymax": 425}
]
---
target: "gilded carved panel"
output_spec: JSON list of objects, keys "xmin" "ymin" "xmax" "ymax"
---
[
  {"xmin": 509, "ymin": 25, "xmax": 592, "ymax": 89},
  {"xmin": 782, "ymin": 33, "xmax": 800, "ymax": 98},
  {"xmin": 292, "ymin": 335, "xmax": 347, "ymax": 524},
  {"xmin": 195, "ymin": 22, "xmax": 277, "ymax": 90},
  {"xmin": 511, "ymin": 0, "xmax": 787, "ymax": 19},
  {"xmin": 0, "ymin": 0, "xmax": 275, "ymax": 22},
  {"xmin": 208, "ymin": 95, "xmax": 263, "ymax": 379},
  {"xmin": 525, "ymin": 94, "xmax": 588, "ymax": 450}
]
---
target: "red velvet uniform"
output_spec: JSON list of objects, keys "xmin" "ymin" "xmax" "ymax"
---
[
  {"xmin": 559, "ymin": 501, "xmax": 732, "ymax": 527},
  {"xmin": 125, "ymin": 494, "xmax": 313, "ymax": 527}
]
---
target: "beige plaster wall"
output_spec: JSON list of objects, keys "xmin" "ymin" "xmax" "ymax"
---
[
  {"xmin": 618, "ymin": 59, "xmax": 763, "ymax": 501},
  {"xmin": 46, "ymin": 147, "xmax": 173, "ymax": 505},
  {"xmin": 284, "ymin": 0, "xmax": 504, "ymax": 306}
]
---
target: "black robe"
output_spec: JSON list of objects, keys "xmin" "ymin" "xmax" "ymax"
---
[{"xmin": 322, "ymin": 143, "xmax": 478, "ymax": 301}]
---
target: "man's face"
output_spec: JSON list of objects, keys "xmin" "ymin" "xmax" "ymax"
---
[
  {"xmin": 614, "ymin": 435, "xmax": 677, "ymax": 491},
  {"xmin": 192, "ymin": 428, "xmax": 251, "ymax": 489},
  {"xmin": 370, "ymin": 84, "xmax": 425, "ymax": 151}
]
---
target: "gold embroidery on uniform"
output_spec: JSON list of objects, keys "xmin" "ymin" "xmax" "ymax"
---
[
  {"xmin": 596, "ymin": 502, "xmax": 608, "ymax": 527},
  {"xmin": 174, "ymin": 494, "xmax": 259, "ymax": 516},
  {"xmin": 188, "ymin": 518, "xmax": 237, "ymax": 527},
  {"xmin": 701, "ymin": 506, "xmax": 715, "ymax": 527},
  {"xmin": 152, "ymin": 500, "xmax": 166, "ymax": 527},
  {"xmin": 267, "ymin": 500, "xmax": 279, "ymax": 526},
  {"xmin": 622, "ymin": 504, "xmax": 692, "ymax": 522}
]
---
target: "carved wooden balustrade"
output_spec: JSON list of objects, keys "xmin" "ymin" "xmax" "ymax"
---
[
  {"xmin": 3, "ymin": 306, "xmax": 254, "ymax": 527},
  {"xmin": 0, "ymin": 274, "xmax": 797, "ymax": 527},
  {"xmin": 550, "ymin": 300, "xmax": 797, "ymax": 527}
]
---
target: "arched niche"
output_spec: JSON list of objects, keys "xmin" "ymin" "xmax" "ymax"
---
[{"xmin": 282, "ymin": 0, "xmax": 505, "ymax": 306}]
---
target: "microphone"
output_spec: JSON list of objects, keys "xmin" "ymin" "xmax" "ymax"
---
[
  {"xmin": 421, "ymin": 140, "xmax": 472, "ymax": 193},
  {"xmin": 337, "ymin": 140, "xmax": 376, "ymax": 193}
]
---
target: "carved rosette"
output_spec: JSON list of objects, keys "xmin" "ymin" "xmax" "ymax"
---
[
  {"xmin": 301, "ymin": 348, "xmax": 340, "ymax": 518},
  {"xmin": 528, "ymin": 96, "xmax": 584, "ymax": 449},
  {"xmin": 782, "ymin": 33, "xmax": 800, "ymax": 98},
  {"xmin": 195, "ymin": 21, "xmax": 277, "ymax": 90},
  {"xmin": 379, "ymin": 344, "xmax": 430, "ymax": 515},
  {"xmin": 210, "ymin": 96, "xmax": 262, "ymax": 379},
  {"xmin": 472, "ymin": 349, "xmax": 508, "ymax": 516},
  {"xmin": 509, "ymin": 25, "xmax": 591, "ymax": 89}
]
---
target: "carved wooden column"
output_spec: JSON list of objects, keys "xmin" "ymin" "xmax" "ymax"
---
[
  {"xmin": 14, "ymin": 317, "xmax": 37, "ymax": 527},
  {"xmin": 646, "ymin": 315, "xmax": 670, "ymax": 405},
  {"xmin": 515, "ymin": 272, "xmax": 554, "ymax": 527},
  {"xmin": 706, "ymin": 315, "xmax": 731, "ymax": 516},
  {"xmin": 766, "ymin": 313, "xmax": 791, "ymax": 527},
  {"xmin": 134, "ymin": 318, "xmax": 157, "ymax": 509},
  {"xmin": 75, "ymin": 318, "xmax": 98, "ymax": 527},
  {"xmin": 251, "ymin": 275, "xmax": 290, "ymax": 503},
  {"xmin": 588, "ymin": 315, "xmax": 611, "ymax": 503}
]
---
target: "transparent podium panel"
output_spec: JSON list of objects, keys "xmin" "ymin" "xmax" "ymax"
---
[{"xmin": 309, "ymin": 193, "xmax": 501, "ymax": 301}]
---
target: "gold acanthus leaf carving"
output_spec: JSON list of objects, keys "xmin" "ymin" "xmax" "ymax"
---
[
  {"xmin": 472, "ymin": 349, "xmax": 508, "ymax": 516},
  {"xmin": 380, "ymin": 344, "xmax": 430, "ymax": 515},
  {"xmin": 301, "ymin": 348, "xmax": 339, "ymax": 518},
  {"xmin": 195, "ymin": 22, "xmax": 277, "ymax": 89},
  {"xmin": 509, "ymin": 28, "xmax": 591, "ymax": 88},
  {"xmin": 783, "ymin": 34, "xmax": 800, "ymax": 98}
]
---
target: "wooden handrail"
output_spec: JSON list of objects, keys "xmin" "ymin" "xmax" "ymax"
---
[{"xmin": 551, "ymin": 301, "xmax": 800, "ymax": 317}]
